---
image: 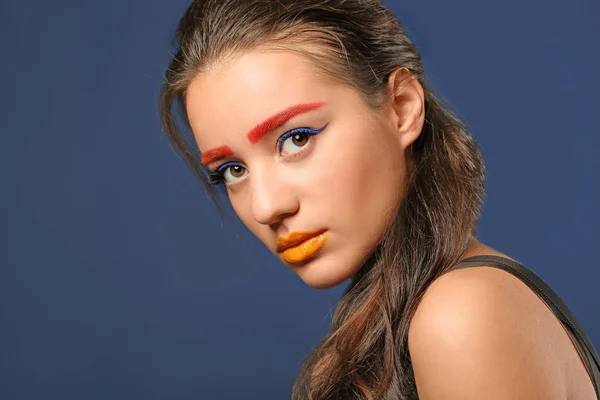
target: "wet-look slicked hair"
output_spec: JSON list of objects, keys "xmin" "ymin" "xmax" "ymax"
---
[{"xmin": 160, "ymin": 1, "xmax": 486, "ymax": 398}]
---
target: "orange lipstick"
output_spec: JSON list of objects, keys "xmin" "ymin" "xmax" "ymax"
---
[{"xmin": 277, "ymin": 230, "xmax": 328, "ymax": 264}]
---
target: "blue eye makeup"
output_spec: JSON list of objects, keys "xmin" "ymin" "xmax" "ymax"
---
[
  {"xmin": 207, "ymin": 123, "xmax": 329, "ymax": 185},
  {"xmin": 276, "ymin": 123, "xmax": 328, "ymax": 153},
  {"xmin": 207, "ymin": 161, "xmax": 246, "ymax": 185}
]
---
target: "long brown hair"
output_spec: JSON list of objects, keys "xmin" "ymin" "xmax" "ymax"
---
[{"xmin": 159, "ymin": 0, "xmax": 486, "ymax": 398}]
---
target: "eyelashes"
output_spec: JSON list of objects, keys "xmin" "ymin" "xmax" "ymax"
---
[
  {"xmin": 207, "ymin": 123, "xmax": 328, "ymax": 186},
  {"xmin": 207, "ymin": 161, "xmax": 246, "ymax": 185},
  {"xmin": 276, "ymin": 124, "xmax": 328, "ymax": 153}
]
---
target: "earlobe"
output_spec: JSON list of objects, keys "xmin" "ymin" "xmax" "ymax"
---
[{"xmin": 386, "ymin": 67, "xmax": 425, "ymax": 150}]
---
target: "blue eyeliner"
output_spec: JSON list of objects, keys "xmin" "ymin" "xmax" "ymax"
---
[
  {"xmin": 206, "ymin": 161, "xmax": 240, "ymax": 184},
  {"xmin": 216, "ymin": 161, "xmax": 240, "ymax": 173},
  {"xmin": 207, "ymin": 123, "xmax": 329, "ymax": 185},
  {"xmin": 277, "ymin": 123, "xmax": 328, "ymax": 152}
]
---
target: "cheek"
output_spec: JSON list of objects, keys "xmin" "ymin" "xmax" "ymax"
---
[
  {"xmin": 228, "ymin": 187, "xmax": 276, "ymax": 250},
  {"xmin": 314, "ymin": 126, "xmax": 404, "ymax": 221},
  {"xmin": 229, "ymin": 191, "xmax": 259, "ymax": 235}
]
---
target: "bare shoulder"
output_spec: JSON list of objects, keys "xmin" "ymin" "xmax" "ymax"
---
[{"xmin": 407, "ymin": 265, "xmax": 571, "ymax": 399}]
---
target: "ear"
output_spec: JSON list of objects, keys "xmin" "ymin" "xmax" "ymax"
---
[{"xmin": 386, "ymin": 67, "xmax": 425, "ymax": 150}]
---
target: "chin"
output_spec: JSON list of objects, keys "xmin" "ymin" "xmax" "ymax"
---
[{"xmin": 290, "ymin": 255, "xmax": 362, "ymax": 290}]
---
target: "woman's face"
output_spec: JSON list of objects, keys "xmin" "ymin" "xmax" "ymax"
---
[{"xmin": 186, "ymin": 49, "xmax": 422, "ymax": 289}]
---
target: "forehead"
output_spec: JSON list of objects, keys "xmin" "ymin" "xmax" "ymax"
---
[{"xmin": 185, "ymin": 49, "xmax": 333, "ymax": 150}]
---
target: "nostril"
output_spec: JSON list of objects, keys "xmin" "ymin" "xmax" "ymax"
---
[{"xmin": 269, "ymin": 221, "xmax": 282, "ymax": 231}]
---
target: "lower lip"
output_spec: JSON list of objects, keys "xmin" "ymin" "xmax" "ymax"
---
[{"xmin": 281, "ymin": 232, "xmax": 329, "ymax": 264}]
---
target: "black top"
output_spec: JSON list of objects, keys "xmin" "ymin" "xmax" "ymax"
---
[{"xmin": 453, "ymin": 255, "xmax": 600, "ymax": 398}]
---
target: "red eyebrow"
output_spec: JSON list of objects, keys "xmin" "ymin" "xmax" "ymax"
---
[
  {"xmin": 247, "ymin": 102, "xmax": 325, "ymax": 144},
  {"xmin": 200, "ymin": 145, "xmax": 234, "ymax": 166}
]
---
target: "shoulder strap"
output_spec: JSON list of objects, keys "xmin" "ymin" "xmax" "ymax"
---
[{"xmin": 453, "ymin": 255, "xmax": 600, "ymax": 397}]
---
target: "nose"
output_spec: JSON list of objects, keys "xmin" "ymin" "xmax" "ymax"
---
[{"xmin": 250, "ymin": 166, "xmax": 299, "ymax": 226}]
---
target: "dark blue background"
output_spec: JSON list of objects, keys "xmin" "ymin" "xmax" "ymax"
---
[{"xmin": 1, "ymin": 0, "xmax": 598, "ymax": 398}]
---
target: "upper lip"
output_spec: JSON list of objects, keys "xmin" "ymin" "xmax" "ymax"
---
[{"xmin": 276, "ymin": 229, "xmax": 326, "ymax": 252}]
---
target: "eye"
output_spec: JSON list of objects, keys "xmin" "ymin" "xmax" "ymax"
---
[
  {"xmin": 223, "ymin": 164, "xmax": 247, "ymax": 182},
  {"xmin": 280, "ymin": 131, "xmax": 310, "ymax": 155},
  {"xmin": 277, "ymin": 124, "xmax": 328, "ymax": 156},
  {"xmin": 210, "ymin": 161, "xmax": 247, "ymax": 185}
]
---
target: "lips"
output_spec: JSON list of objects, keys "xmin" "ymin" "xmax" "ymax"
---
[{"xmin": 277, "ymin": 230, "xmax": 329, "ymax": 263}]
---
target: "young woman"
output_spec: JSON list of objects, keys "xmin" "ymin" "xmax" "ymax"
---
[{"xmin": 159, "ymin": 0, "xmax": 599, "ymax": 398}]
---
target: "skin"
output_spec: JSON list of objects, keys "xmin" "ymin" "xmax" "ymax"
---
[
  {"xmin": 408, "ymin": 257, "xmax": 597, "ymax": 399},
  {"xmin": 185, "ymin": 48, "xmax": 596, "ymax": 398},
  {"xmin": 186, "ymin": 49, "xmax": 421, "ymax": 289}
]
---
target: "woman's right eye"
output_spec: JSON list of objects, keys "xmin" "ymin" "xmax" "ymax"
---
[{"xmin": 216, "ymin": 162, "xmax": 247, "ymax": 185}]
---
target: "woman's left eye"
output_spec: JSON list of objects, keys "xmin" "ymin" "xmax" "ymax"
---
[
  {"xmin": 280, "ymin": 131, "xmax": 310, "ymax": 155},
  {"xmin": 277, "ymin": 124, "xmax": 328, "ymax": 156}
]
